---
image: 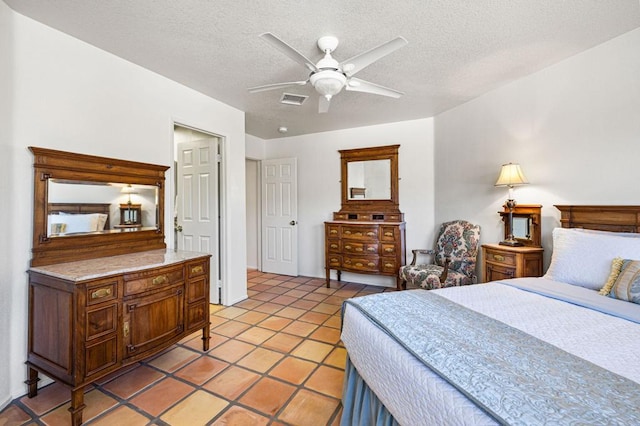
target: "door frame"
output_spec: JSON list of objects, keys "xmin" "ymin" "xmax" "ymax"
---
[
  {"xmin": 245, "ymin": 158, "xmax": 262, "ymax": 271},
  {"xmin": 172, "ymin": 122, "xmax": 226, "ymax": 304}
]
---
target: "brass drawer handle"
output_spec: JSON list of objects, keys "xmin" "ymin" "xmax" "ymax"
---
[
  {"xmin": 366, "ymin": 232, "xmax": 375, "ymax": 237},
  {"xmin": 330, "ymin": 258, "xmax": 339, "ymax": 263},
  {"xmin": 345, "ymin": 245, "xmax": 352, "ymax": 250},
  {"xmin": 367, "ymin": 262, "xmax": 375, "ymax": 267},
  {"xmin": 355, "ymin": 262, "xmax": 363, "ymax": 267},
  {"xmin": 344, "ymin": 230, "xmax": 352, "ymax": 235},
  {"xmin": 330, "ymin": 229, "xmax": 338, "ymax": 234},
  {"xmin": 384, "ymin": 232, "xmax": 393, "ymax": 237},
  {"xmin": 367, "ymin": 247, "xmax": 376, "ymax": 252},
  {"xmin": 355, "ymin": 247, "xmax": 363, "ymax": 252},
  {"xmin": 384, "ymin": 248, "xmax": 394, "ymax": 253},
  {"xmin": 354, "ymin": 232, "xmax": 363, "ymax": 236},
  {"xmin": 91, "ymin": 288, "xmax": 111, "ymax": 299},
  {"xmin": 330, "ymin": 244, "xmax": 338, "ymax": 249},
  {"xmin": 191, "ymin": 265, "xmax": 204, "ymax": 274},
  {"xmin": 493, "ymin": 254, "xmax": 505, "ymax": 262},
  {"xmin": 152, "ymin": 275, "xmax": 169, "ymax": 285},
  {"xmin": 384, "ymin": 263, "xmax": 394, "ymax": 268}
]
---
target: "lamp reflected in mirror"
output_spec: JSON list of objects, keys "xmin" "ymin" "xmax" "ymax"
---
[{"xmin": 495, "ymin": 163, "xmax": 529, "ymax": 246}]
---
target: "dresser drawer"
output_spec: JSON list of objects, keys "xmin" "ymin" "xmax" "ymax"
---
[
  {"xmin": 327, "ymin": 255, "xmax": 342, "ymax": 268},
  {"xmin": 343, "ymin": 256, "xmax": 379, "ymax": 272},
  {"xmin": 380, "ymin": 258, "xmax": 398, "ymax": 273},
  {"xmin": 327, "ymin": 225, "xmax": 341, "ymax": 237},
  {"xmin": 327, "ymin": 239, "xmax": 341, "ymax": 253},
  {"xmin": 86, "ymin": 278, "xmax": 119, "ymax": 306},
  {"xmin": 380, "ymin": 243, "xmax": 396, "ymax": 255},
  {"xmin": 187, "ymin": 260, "xmax": 207, "ymax": 278},
  {"xmin": 380, "ymin": 226, "xmax": 398, "ymax": 241},
  {"xmin": 124, "ymin": 265, "xmax": 185, "ymax": 296},
  {"xmin": 484, "ymin": 249, "xmax": 516, "ymax": 266},
  {"xmin": 341, "ymin": 226, "xmax": 378, "ymax": 241},
  {"xmin": 343, "ymin": 241, "xmax": 378, "ymax": 254}
]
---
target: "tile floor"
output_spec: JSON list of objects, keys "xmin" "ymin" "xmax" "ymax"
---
[{"xmin": 0, "ymin": 271, "xmax": 394, "ymax": 426}]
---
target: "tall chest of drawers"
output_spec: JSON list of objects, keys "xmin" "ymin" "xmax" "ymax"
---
[{"xmin": 325, "ymin": 212, "xmax": 406, "ymax": 290}]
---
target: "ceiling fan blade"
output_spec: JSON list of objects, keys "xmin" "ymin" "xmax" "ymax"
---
[
  {"xmin": 247, "ymin": 80, "xmax": 308, "ymax": 93},
  {"xmin": 346, "ymin": 78, "xmax": 404, "ymax": 98},
  {"xmin": 340, "ymin": 36, "xmax": 407, "ymax": 76},
  {"xmin": 260, "ymin": 32, "xmax": 318, "ymax": 72},
  {"xmin": 318, "ymin": 96, "xmax": 331, "ymax": 113}
]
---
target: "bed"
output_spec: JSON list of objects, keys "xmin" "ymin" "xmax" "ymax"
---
[
  {"xmin": 340, "ymin": 205, "xmax": 640, "ymax": 426},
  {"xmin": 47, "ymin": 202, "xmax": 111, "ymax": 235}
]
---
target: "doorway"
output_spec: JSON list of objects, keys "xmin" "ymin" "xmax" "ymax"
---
[{"xmin": 174, "ymin": 124, "xmax": 222, "ymax": 304}]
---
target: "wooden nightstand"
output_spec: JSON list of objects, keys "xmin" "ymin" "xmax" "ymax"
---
[{"xmin": 482, "ymin": 243, "xmax": 544, "ymax": 282}]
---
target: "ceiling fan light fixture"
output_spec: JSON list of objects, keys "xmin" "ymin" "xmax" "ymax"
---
[{"xmin": 310, "ymin": 70, "xmax": 346, "ymax": 97}]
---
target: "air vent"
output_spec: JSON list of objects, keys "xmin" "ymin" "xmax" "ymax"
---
[{"xmin": 280, "ymin": 93, "xmax": 308, "ymax": 106}]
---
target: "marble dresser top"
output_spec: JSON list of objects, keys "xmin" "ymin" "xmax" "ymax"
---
[{"xmin": 29, "ymin": 249, "xmax": 211, "ymax": 282}]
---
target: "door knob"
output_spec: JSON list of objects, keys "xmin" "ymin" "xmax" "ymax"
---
[{"xmin": 289, "ymin": 220, "xmax": 297, "ymax": 226}]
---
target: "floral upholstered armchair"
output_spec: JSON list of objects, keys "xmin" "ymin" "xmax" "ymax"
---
[{"xmin": 399, "ymin": 220, "xmax": 481, "ymax": 290}]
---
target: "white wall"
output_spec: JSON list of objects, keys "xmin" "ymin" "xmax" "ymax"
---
[
  {"xmin": 263, "ymin": 118, "xmax": 435, "ymax": 286},
  {"xmin": 3, "ymin": 10, "xmax": 247, "ymax": 403},
  {"xmin": 434, "ymin": 28, "xmax": 640, "ymax": 268},
  {"xmin": 245, "ymin": 159, "xmax": 260, "ymax": 269}
]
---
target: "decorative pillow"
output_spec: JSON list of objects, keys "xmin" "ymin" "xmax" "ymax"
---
[
  {"xmin": 544, "ymin": 228, "xmax": 640, "ymax": 290},
  {"xmin": 54, "ymin": 213, "xmax": 101, "ymax": 234},
  {"xmin": 599, "ymin": 257, "xmax": 624, "ymax": 295},
  {"xmin": 96, "ymin": 213, "xmax": 108, "ymax": 230},
  {"xmin": 50, "ymin": 223, "xmax": 67, "ymax": 234},
  {"xmin": 608, "ymin": 259, "xmax": 640, "ymax": 304}
]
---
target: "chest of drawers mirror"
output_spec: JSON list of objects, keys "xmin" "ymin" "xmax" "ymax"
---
[
  {"xmin": 325, "ymin": 145, "xmax": 406, "ymax": 289},
  {"xmin": 26, "ymin": 148, "xmax": 211, "ymax": 426}
]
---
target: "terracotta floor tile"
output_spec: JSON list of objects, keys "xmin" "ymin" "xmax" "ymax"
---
[
  {"xmin": 215, "ymin": 306, "xmax": 248, "ymax": 319},
  {"xmin": 303, "ymin": 292, "xmax": 329, "ymax": 302},
  {"xmin": 323, "ymin": 315, "xmax": 343, "ymax": 329},
  {"xmin": 129, "ymin": 377, "xmax": 194, "ymax": 417},
  {"xmin": 210, "ymin": 304, "xmax": 227, "ymax": 313},
  {"xmin": 275, "ymin": 306, "xmax": 306, "ymax": 319},
  {"xmin": 281, "ymin": 320, "xmax": 318, "ymax": 337},
  {"xmin": 213, "ymin": 320, "xmax": 251, "ymax": 337},
  {"xmin": 278, "ymin": 281, "xmax": 301, "ymax": 289},
  {"xmin": 283, "ymin": 289, "xmax": 309, "ymax": 299},
  {"xmin": 313, "ymin": 287, "xmax": 337, "ymax": 295},
  {"xmin": 174, "ymin": 356, "xmax": 229, "ymax": 385},
  {"xmin": 324, "ymin": 347, "xmax": 347, "ymax": 369},
  {"xmin": 211, "ymin": 405, "xmax": 269, "ymax": 425},
  {"xmin": 304, "ymin": 365, "xmax": 344, "ymax": 398},
  {"xmin": 322, "ymin": 295, "xmax": 347, "ymax": 306},
  {"xmin": 19, "ymin": 382, "xmax": 69, "ymax": 415},
  {"xmin": 261, "ymin": 333, "xmax": 303, "ymax": 353},
  {"xmin": 209, "ymin": 315, "xmax": 229, "ymax": 328},
  {"xmin": 298, "ymin": 311, "xmax": 331, "ymax": 325},
  {"xmin": 250, "ymin": 292, "xmax": 278, "ymax": 302},
  {"xmin": 235, "ymin": 310, "xmax": 270, "ymax": 325},
  {"xmin": 252, "ymin": 302, "xmax": 284, "ymax": 314},
  {"xmin": 102, "ymin": 365, "xmax": 164, "ymax": 399},
  {"xmin": 148, "ymin": 346, "xmax": 200, "ymax": 373},
  {"xmin": 209, "ymin": 339, "xmax": 256, "ymax": 363},
  {"xmin": 277, "ymin": 389, "xmax": 340, "ymax": 426},
  {"xmin": 312, "ymin": 303, "xmax": 342, "ymax": 315},
  {"xmin": 263, "ymin": 286, "xmax": 289, "ymax": 295},
  {"xmin": 247, "ymin": 283, "xmax": 272, "ymax": 292},
  {"xmin": 237, "ymin": 347, "xmax": 285, "ymax": 373},
  {"xmin": 0, "ymin": 404, "xmax": 31, "ymax": 425},
  {"xmin": 270, "ymin": 295, "xmax": 298, "ymax": 306},
  {"xmin": 238, "ymin": 377, "xmax": 296, "ymax": 416},
  {"xmin": 309, "ymin": 326, "xmax": 342, "ymax": 344},
  {"xmin": 203, "ymin": 366, "xmax": 261, "ymax": 400},
  {"xmin": 292, "ymin": 340, "xmax": 334, "ymax": 363},
  {"xmin": 233, "ymin": 298, "xmax": 264, "ymax": 310},
  {"xmin": 184, "ymin": 332, "xmax": 228, "ymax": 351},
  {"xmin": 269, "ymin": 357, "xmax": 317, "ymax": 385},
  {"xmin": 289, "ymin": 299, "xmax": 319, "ymax": 310},
  {"xmin": 160, "ymin": 390, "xmax": 228, "ymax": 426},
  {"xmin": 93, "ymin": 362, "xmax": 140, "ymax": 385},
  {"xmin": 257, "ymin": 316, "xmax": 293, "ymax": 331},
  {"xmin": 41, "ymin": 389, "xmax": 117, "ymax": 426},
  {"xmin": 334, "ymin": 289, "xmax": 359, "ymax": 298},
  {"xmin": 89, "ymin": 405, "xmax": 150, "ymax": 425},
  {"xmin": 295, "ymin": 283, "xmax": 319, "ymax": 291},
  {"xmin": 236, "ymin": 326, "xmax": 276, "ymax": 345}
]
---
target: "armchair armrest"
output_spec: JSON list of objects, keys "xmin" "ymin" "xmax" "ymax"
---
[{"xmin": 409, "ymin": 249, "xmax": 436, "ymax": 266}]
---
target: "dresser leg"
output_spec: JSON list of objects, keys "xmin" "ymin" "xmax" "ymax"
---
[
  {"xmin": 202, "ymin": 323, "xmax": 210, "ymax": 351},
  {"xmin": 325, "ymin": 268, "xmax": 330, "ymax": 288},
  {"xmin": 25, "ymin": 366, "xmax": 39, "ymax": 397},
  {"xmin": 69, "ymin": 387, "xmax": 86, "ymax": 426}
]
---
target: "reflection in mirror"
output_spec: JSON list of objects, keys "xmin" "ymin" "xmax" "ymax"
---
[
  {"xmin": 47, "ymin": 179, "xmax": 158, "ymax": 237},
  {"xmin": 347, "ymin": 159, "xmax": 391, "ymax": 200},
  {"xmin": 512, "ymin": 216, "xmax": 530, "ymax": 239}
]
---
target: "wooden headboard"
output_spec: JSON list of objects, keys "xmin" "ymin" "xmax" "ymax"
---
[
  {"xmin": 48, "ymin": 203, "xmax": 111, "ymax": 230},
  {"xmin": 555, "ymin": 205, "xmax": 640, "ymax": 233}
]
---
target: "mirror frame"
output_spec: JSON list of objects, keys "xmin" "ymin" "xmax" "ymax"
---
[
  {"xmin": 499, "ymin": 204, "xmax": 542, "ymax": 247},
  {"xmin": 339, "ymin": 144, "xmax": 400, "ymax": 213},
  {"xmin": 30, "ymin": 147, "xmax": 169, "ymax": 267}
]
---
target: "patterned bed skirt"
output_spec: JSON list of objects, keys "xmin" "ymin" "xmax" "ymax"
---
[{"xmin": 341, "ymin": 356, "xmax": 399, "ymax": 426}]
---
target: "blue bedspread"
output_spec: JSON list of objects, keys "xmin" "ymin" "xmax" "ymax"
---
[{"xmin": 344, "ymin": 290, "xmax": 640, "ymax": 425}]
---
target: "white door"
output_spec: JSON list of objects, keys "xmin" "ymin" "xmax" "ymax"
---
[
  {"xmin": 177, "ymin": 139, "xmax": 220, "ymax": 303},
  {"xmin": 261, "ymin": 158, "xmax": 298, "ymax": 276}
]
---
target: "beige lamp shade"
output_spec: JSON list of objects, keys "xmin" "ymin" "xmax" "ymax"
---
[{"xmin": 495, "ymin": 163, "xmax": 529, "ymax": 188}]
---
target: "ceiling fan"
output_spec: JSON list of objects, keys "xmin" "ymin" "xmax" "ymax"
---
[{"xmin": 248, "ymin": 32, "xmax": 408, "ymax": 113}]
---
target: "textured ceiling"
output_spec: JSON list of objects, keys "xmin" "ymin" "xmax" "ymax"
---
[{"xmin": 5, "ymin": 0, "xmax": 640, "ymax": 139}]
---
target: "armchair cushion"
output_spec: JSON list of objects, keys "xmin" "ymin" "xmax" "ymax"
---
[{"xmin": 399, "ymin": 264, "xmax": 475, "ymax": 289}]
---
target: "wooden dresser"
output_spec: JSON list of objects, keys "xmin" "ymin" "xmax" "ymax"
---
[
  {"xmin": 482, "ymin": 244, "xmax": 543, "ymax": 282},
  {"xmin": 325, "ymin": 212, "xmax": 406, "ymax": 289},
  {"xmin": 27, "ymin": 250, "xmax": 211, "ymax": 425}
]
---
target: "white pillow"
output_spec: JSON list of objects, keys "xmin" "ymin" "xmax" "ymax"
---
[
  {"xmin": 544, "ymin": 227, "xmax": 640, "ymax": 290},
  {"xmin": 96, "ymin": 213, "xmax": 108, "ymax": 230},
  {"xmin": 55, "ymin": 213, "xmax": 101, "ymax": 234}
]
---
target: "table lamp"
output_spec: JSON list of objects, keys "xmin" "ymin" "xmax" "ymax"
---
[{"xmin": 495, "ymin": 163, "xmax": 529, "ymax": 246}]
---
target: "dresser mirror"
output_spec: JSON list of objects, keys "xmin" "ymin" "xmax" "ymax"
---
[
  {"xmin": 340, "ymin": 144, "xmax": 400, "ymax": 213},
  {"xmin": 499, "ymin": 204, "xmax": 542, "ymax": 247},
  {"xmin": 30, "ymin": 147, "xmax": 169, "ymax": 266}
]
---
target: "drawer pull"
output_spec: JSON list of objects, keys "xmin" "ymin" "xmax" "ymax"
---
[
  {"xmin": 367, "ymin": 262, "xmax": 375, "ymax": 267},
  {"xmin": 355, "ymin": 247, "xmax": 363, "ymax": 252},
  {"xmin": 493, "ymin": 254, "xmax": 505, "ymax": 262},
  {"xmin": 384, "ymin": 247, "xmax": 394, "ymax": 253},
  {"xmin": 366, "ymin": 232, "xmax": 375, "ymax": 237},
  {"xmin": 330, "ymin": 229, "xmax": 338, "ymax": 234},
  {"xmin": 152, "ymin": 275, "xmax": 169, "ymax": 285},
  {"xmin": 384, "ymin": 232, "xmax": 393, "ymax": 237},
  {"xmin": 330, "ymin": 244, "xmax": 338, "ymax": 249},
  {"xmin": 344, "ymin": 230, "xmax": 352, "ymax": 235},
  {"xmin": 191, "ymin": 265, "xmax": 204, "ymax": 274},
  {"xmin": 367, "ymin": 247, "xmax": 376, "ymax": 252},
  {"xmin": 345, "ymin": 245, "xmax": 352, "ymax": 250},
  {"xmin": 384, "ymin": 263, "xmax": 394, "ymax": 268},
  {"xmin": 355, "ymin": 232, "xmax": 363, "ymax": 236},
  {"xmin": 355, "ymin": 262, "xmax": 363, "ymax": 267},
  {"xmin": 91, "ymin": 288, "xmax": 111, "ymax": 299}
]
